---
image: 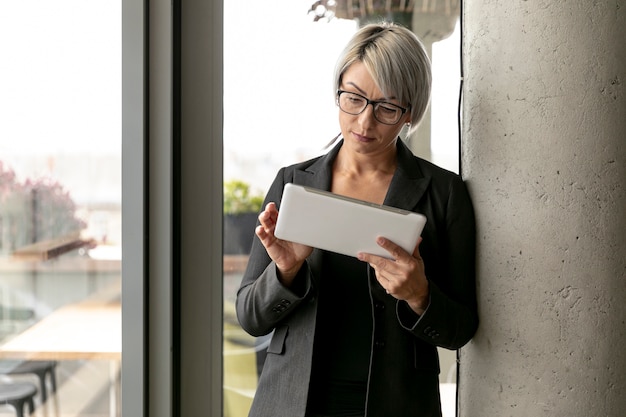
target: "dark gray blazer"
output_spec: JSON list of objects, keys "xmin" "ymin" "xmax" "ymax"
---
[{"xmin": 236, "ymin": 139, "xmax": 478, "ymax": 417}]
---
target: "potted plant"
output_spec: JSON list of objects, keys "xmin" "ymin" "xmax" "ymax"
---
[{"xmin": 223, "ymin": 180, "xmax": 264, "ymax": 255}]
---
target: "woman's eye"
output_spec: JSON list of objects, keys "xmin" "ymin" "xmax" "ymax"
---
[{"xmin": 378, "ymin": 104, "xmax": 397, "ymax": 115}]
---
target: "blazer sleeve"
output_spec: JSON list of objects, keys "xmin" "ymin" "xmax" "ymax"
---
[
  {"xmin": 235, "ymin": 169, "xmax": 314, "ymax": 337},
  {"xmin": 397, "ymin": 174, "xmax": 478, "ymax": 350}
]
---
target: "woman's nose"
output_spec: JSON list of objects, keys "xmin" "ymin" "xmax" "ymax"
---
[{"xmin": 357, "ymin": 103, "xmax": 377, "ymax": 127}]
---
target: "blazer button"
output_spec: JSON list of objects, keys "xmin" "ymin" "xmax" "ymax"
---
[
  {"xmin": 374, "ymin": 339, "xmax": 385, "ymax": 349},
  {"xmin": 272, "ymin": 299, "xmax": 292, "ymax": 313},
  {"xmin": 424, "ymin": 326, "xmax": 439, "ymax": 339}
]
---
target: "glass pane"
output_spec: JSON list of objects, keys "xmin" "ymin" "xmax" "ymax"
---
[
  {"xmin": 223, "ymin": 4, "xmax": 355, "ymax": 416},
  {"xmin": 0, "ymin": 1, "xmax": 122, "ymax": 416},
  {"xmin": 224, "ymin": 2, "xmax": 460, "ymax": 416}
]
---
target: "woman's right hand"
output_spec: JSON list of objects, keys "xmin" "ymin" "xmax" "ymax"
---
[{"xmin": 256, "ymin": 202, "xmax": 313, "ymax": 286}]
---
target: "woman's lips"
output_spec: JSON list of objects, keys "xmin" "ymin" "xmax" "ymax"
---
[{"xmin": 353, "ymin": 132, "xmax": 373, "ymax": 142}]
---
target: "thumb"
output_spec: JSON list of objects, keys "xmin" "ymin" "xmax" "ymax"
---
[{"xmin": 412, "ymin": 236, "xmax": 423, "ymax": 259}]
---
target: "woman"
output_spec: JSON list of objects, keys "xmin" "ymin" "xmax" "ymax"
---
[{"xmin": 236, "ymin": 22, "xmax": 478, "ymax": 417}]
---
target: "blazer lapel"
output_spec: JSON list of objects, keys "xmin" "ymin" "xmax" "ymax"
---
[
  {"xmin": 292, "ymin": 141, "xmax": 341, "ymax": 191},
  {"xmin": 383, "ymin": 139, "xmax": 431, "ymax": 211},
  {"xmin": 292, "ymin": 139, "xmax": 431, "ymax": 211}
]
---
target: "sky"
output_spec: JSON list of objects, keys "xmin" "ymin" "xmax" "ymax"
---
[{"xmin": 0, "ymin": 0, "xmax": 121, "ymax": 156}]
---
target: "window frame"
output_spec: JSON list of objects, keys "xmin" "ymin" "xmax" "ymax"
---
[
  {"xmin": 121, "ymin": 0, "xmax": 147, "ymax": 414},
  {"xmin": 122, "ymin": 0, "xmax": 223, "ymax": 415},
  {"xmin": 176, "ymin": 0, "xmax": 224, "ymax": 415}
]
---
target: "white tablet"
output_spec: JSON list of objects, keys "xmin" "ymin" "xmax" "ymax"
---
[{"xmin": 274, "ymin": 183, "xmax": 427, "ymax": 259}]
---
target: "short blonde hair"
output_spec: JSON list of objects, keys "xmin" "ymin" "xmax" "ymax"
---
[{"xmin": 334, "ymin": 22, "xmax": 432, "ymax": 135}]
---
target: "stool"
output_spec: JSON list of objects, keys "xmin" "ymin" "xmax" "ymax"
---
[
  {"xmin": 0, "ymin": 382, "xmax": 37, "ymax": 417},
  {"xmin": 3, "ymin": 361, "xmax": 57, "ymax": 403}
]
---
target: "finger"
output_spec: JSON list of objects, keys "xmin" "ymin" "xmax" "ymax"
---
[
  {"xmin": 255, "ymin": 224, "xmax": 268, "ymax": 239},
  {"xmin": 412, "ymin": 236, "xmax": 423, "ymax": 259},
  {"xmin": 372, "ymin": 270, "xmax": 392, "ymax": 294},
  {"xmin": 367, "ymin": 259, "xmax": 394, "ymax": 287},
  {"xmin": 383, "ymin": 278, "xmax": 393, "ymax": 293},
  {"xmin": 360, "ymin": 252, "xmax": 391, "ymax": 273},
  {"xmin": 265, "ymin": 202, "xmax": 278, "ymax": 216},
  {"xmin": 258, "ymin": 203, "xmax": 278, "ymax": 228},
  {"xmin": 257, "ymin": 214, "xmax": 274, "ymax": 236},
  {"xmin": 255, "ymin": 224, "xmax": 276, "ymax": 247},
  {"xmin": 376, "ymin": 236, "xmax": 410, "ymax": 262}
]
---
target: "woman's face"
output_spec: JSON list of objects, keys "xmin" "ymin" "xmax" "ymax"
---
[{"xmin": 338, "ymin": 61, "xmax": 410, "ymax": 156}]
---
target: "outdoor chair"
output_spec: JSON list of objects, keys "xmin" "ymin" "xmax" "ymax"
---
[
  {"xmin": 0, "ymin": 381, "xmax": 37, "ymax": 417},
  {"xmin": 1, "ymin": 361, "xmax": 57, "ymax": 403}
]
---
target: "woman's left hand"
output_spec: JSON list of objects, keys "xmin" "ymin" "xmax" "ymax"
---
[{"xmin": 358, "ymin": 237, "xmax": 430, "ymax": 315}]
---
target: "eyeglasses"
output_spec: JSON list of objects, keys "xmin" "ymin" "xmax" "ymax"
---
[{"xmin": 337, "ymin": 90, "xmax": 409, "ymax": 125}]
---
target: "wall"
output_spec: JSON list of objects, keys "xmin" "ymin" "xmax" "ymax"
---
[{"xmin": 460, "ymin": 1, "xmax": 626, "ymax": 416}]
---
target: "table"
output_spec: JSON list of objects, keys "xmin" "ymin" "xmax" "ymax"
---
[
  {"xmin": 0, "ymin": 303, "xmax": 120, "ymax": 361},
  {"xmin": 0, "ymin": 295, "xmax": 121, "ymax": 417}
]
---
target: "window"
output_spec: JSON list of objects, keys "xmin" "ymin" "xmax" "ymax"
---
[
  {"xmin": 223, "ymin": 2, "xmax": 462, "ymax": 416},
  {"xmin": 116, "ymin": 2, "xmax": 462, "ymax": 415},
  {"xmin": 0, "ymin": 1, "xmax": 122, "ymax": 416}
]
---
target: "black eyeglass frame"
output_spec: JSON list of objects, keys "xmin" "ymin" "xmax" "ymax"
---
[{"xmin": 336, "ymin": 89, "xmax": 410, "ymax": 125}]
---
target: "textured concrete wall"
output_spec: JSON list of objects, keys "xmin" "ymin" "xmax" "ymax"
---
[{"xmin": 460, "ymin": 1, "xmax": 626, "ymax": 416}]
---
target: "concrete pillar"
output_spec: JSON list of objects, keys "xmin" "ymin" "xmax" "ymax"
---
[{"xmin": 460, "ymin": 1, "xmax": 626, "ymax": 416}]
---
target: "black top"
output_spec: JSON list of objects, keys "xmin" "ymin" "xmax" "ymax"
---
[{"xmin": 307, "ymin": 251, "xmax": 373, "ymax": 416}]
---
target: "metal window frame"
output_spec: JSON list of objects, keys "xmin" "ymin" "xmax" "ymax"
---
[{"xmin": 122, "ymin": 0, "xmax": 223, "ymax": 415}]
